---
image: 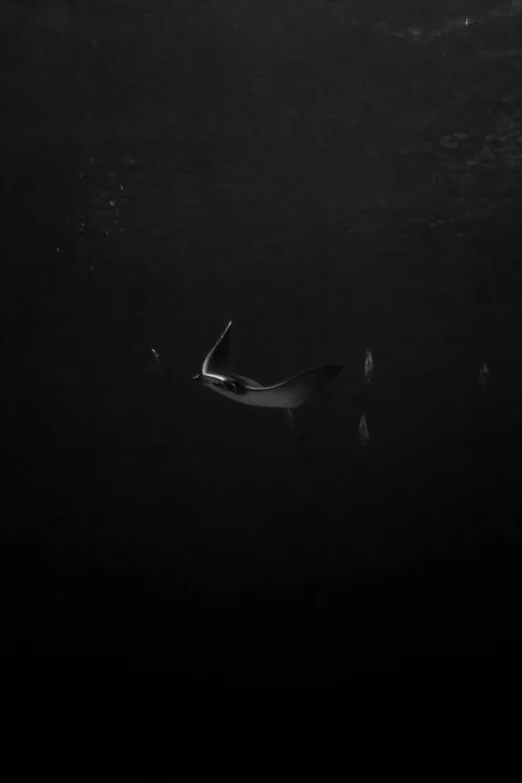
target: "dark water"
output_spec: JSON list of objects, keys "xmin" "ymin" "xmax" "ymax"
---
[{"xmin": 3, "ymin": 1, "xmax": 522, "ymax": 681}]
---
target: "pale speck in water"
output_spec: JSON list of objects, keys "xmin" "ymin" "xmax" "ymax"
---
[
  {"xmin": 359, "ymin": 414, "xmax": 369, "ymax": 447},
  {"xmin": 479, "ymin": 361, "xmax": 490, "ymax": 392},
  {"xmin": 364, "ymin": 349, "xmax": 373, "ymax": 382}
]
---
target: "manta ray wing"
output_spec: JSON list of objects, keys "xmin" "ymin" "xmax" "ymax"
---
[
  {"xmin": 202, "ymin": 320, "xmax": 232, "ymax": 377},
  {"xmin": 240, "ymin": 364, "xmax": 343, "ymax": 408}
]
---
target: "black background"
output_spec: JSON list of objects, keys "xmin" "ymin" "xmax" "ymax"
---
[{"xmin": 2, "ymin": 0, "xmax": 522, "ymax": 682}]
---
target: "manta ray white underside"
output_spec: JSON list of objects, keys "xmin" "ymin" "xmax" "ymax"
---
[{"xmin": 193, "ymin": 320, "xmax": 342, "ymax": 410}]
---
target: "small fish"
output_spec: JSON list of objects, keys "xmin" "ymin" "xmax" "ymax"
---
[
  {"xmin": 479, "ymin": 361, "xmax": 489, "ymax": 392},
  {"xmin": 194, "ymin": 321, "xmax": 342, "ymax": 416},
  {"xmin": 359, "ymin": 413, "xmax": 369, "ymax": 447},
  {"xmin": 364, "ymin": 349, "xmax": 373, "ymax": 382},
  {"xmin": 151, "ymin": 349, "xmax": 161, "ymax": 362}
]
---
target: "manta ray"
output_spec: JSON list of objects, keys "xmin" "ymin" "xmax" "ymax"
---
[{"xmin": 193, "ymin": 320, "xmax": 342, "ymax": 423}]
